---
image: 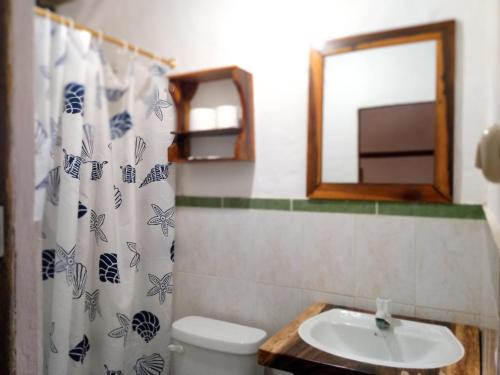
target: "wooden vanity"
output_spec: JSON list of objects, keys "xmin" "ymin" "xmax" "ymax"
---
[{"xmin": 258, "ymin": 303, "xmax": 480, "ymax": 375}]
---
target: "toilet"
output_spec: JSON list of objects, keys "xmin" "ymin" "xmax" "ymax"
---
[{"xmin": 170, "ymin": 316, "xmax": 267, "ymax": 375}]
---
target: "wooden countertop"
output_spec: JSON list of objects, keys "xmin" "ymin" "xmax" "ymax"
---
[{"xmin": 258, "ymin": 303, "xmax": 480, "ymax": 375}]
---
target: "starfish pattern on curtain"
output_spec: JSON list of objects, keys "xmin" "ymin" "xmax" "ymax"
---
[{"xmin": 35, "ymin": 15, "xmax": 176, "ymax": 374}]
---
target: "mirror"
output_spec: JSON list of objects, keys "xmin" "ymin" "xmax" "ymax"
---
[{"xmin": 307, "ymin": 21, "xmax": 455, "ymax": 202}]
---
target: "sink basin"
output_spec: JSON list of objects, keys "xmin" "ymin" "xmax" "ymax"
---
[{"xmin": 298, "ymin": 308, "xmax": 464, "ymax": 369}]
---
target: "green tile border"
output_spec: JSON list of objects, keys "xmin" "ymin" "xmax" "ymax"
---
[
  {"xmin": 292, "ymin": 199, "xmax": 376, "ymax": 214},
  {"xmin": 176, "ymin": 196, "xmax": 485, "ymax": 220},
  {"xmin": 176, "ymin": 196, "xmax": 222, "ymax": 208},
  {"xmin": 223, "ymin": 197, "xmax": 291, "ymax": 211},
  {"xmin": 378, "ymin": 202, "xmax": 485, "ymax": 220}
]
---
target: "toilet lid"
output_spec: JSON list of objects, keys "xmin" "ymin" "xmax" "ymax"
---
[{"xmin": 171, "ymin": 316, "xmax": 267, "ymax": 355}]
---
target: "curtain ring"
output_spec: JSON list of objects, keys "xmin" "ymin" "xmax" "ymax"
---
[
  {"xmin": 120, "ymin": 39, "xmax": 129, "ymax": 54},
  {"xmin": 66, "ymin": 17, "xmax": 75, "ymax": 29},
  {"xmin": 153, "ymin": 53, "xmax": 161, "ymax": 63},
  {"xmin": 43, "ymin": 8, "xmax": 51, "ymax": 19},
  {"xmin": 97, "ymin": 30, "xmax": 104, "ymax": 46},
  {"xmin": 133, "ymin": 45, "xmax": 139, "ymax": 59}
]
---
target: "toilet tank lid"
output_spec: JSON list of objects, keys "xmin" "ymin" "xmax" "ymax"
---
[{"xmin": 171, "ymin": 316, "xmax": 267, "ymax": 355}]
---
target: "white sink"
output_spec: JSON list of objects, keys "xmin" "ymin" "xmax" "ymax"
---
[{"xmin": 298, "ymin": 308, "xmax": 464, "ymax": 369}]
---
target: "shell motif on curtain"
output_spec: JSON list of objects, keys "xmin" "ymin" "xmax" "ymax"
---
[{"xmin": 35, "ymin": 15, "xmax": 176, "ymax": 375}]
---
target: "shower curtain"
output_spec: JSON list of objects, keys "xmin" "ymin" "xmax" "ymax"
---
[{"xmin": 35, "ymin": 15, "xmax": 176, "ymax": 375}]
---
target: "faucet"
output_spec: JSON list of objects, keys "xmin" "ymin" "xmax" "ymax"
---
[{"xmin": 375, "ymin": 298, "xmax": 392, "ymax": 330}]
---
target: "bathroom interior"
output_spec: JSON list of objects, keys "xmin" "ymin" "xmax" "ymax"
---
[{"xmin": 2, "ymin": 0, "xmax": 500, "ymax": 374}]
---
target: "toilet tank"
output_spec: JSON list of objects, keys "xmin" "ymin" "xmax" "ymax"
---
[{"xmin": 170, "ymin": 316, "xmax": 267, "ymax": 375}]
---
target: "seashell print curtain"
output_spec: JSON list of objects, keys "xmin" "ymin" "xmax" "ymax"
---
[{"xmin": 34, "ymin": 15, "xmax": 176, "ymax": 375}]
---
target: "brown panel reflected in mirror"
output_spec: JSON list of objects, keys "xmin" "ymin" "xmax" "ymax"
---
[
  {"xmin": 307, "ymin": 20, "xmax": 455, "ymax": 203},
  {"xmin": 358, "ymin": 102, "xmax": 436, "ymax": 184},
  {"xmin": 360, "ymin": 155, "xmax": 435, "ymax": 184}
]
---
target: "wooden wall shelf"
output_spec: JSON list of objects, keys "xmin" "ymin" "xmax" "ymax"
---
[{"xmin": 168, "ymin": 66, "xmax": 255, "ymax": 163}]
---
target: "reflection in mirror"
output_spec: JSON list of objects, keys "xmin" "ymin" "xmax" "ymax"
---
[{"xmin": 322, "ymin": 41, "xmax": 437, "ymax": 184}]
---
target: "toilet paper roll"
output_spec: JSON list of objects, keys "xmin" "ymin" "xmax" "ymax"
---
[
  {"xmin": 190, "ymin": 108, "xmax": 216, "ymax": 131},
  {"xmin": 215, "ymin": 105, "xmax": 239, "ymax": 129}
]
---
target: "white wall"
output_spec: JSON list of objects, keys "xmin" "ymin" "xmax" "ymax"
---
[
  {"xmin": 322, "ymin": 41, "xmax": 436, "ymax": 182},
  {"xmin": 60, "ymin": 0, "xmax": 497, "ymax": 203},
  {"xmin": 480, "ymin": 228, "xmax": 500, "ymax": 374}
]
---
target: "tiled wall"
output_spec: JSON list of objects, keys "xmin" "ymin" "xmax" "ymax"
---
[
  {"xmin": 480, "ymin": 229, "xmax": 500, "ymax": 374},
  {"xmin": 172, "ymin": 198, "xmax": 499, "ymax": 374},
  {"xmin": 173, "ymin": 202, "xmax": 494, "ymax": 324}
]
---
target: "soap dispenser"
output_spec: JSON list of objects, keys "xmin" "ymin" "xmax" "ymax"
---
[{"xmin": 476, "ymin": 124, "xmax": 500, "ymax": 183}]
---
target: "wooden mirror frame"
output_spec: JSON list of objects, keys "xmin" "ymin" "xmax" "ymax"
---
[{"xmin": 307, "ymin": 21, "xmax": 455, "ymax": 203}]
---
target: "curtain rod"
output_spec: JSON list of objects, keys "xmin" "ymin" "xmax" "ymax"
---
[{"xmin": 34, "ymin": 6, "xmax": 177, "ymax": 69}]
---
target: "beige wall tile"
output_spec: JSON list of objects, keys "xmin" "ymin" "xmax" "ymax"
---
[
  {"xmin": 416, "ymin": 218, "xmax": 483, "ymax": 314},
  {"xmin": 355, "ymin": 216, "xmax": 416, "ymax": 304},
  {"xmin": 172, "ymin": 271, "xmax": 219, "ymax": 321},
  {"xmin": 254, "ymin": 284, "xmax": 302, "ymax": 336},
  {"xmin": 175, "ymin": 208, "xmax": 221, "ymax": 276},
  {"xmin": 481, "ymin": 225, "xmax": 500, "ymax": 321},
  {"xmin": 301, "ymin": 213, "xmax": 355, "ymax": 295},
  {"xmin": 255, "ymin": 211, "xmax": 304, "ymax": 288},
  {"xmin": 215, "ymin": 209, "xmax": 258, "ymax": 281},
  {"xmin": 415, "ymin": 306, "xmax": 480, "ymax": 326},
  {"xmin": 300, "ymin": 289, "xmax": 355, "ymax": 311},
  {"xmin": 214, "ymin": 277, "xmax": 259, "ymax": 328}
]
